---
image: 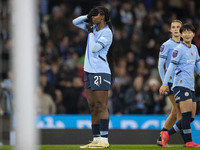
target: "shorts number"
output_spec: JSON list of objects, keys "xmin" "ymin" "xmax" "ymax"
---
[{"xmin": 94, "ymin": 76, "xmax": 102, "ymax": 86}]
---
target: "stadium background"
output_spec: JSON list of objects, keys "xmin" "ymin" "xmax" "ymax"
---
[{"xmin": 0, "ymin": 0, "xmax": 200, "ymax": 145}]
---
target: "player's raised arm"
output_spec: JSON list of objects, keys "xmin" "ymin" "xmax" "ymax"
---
[
  {"xmin": 72, "ymin": 15, "xmax": 88, "ymax": 31},
  {"xmin": 72, "ymin": 8, "xmax": 100, "ymax": 31}
]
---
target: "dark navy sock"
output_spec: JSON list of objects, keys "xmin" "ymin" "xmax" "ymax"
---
[
  {"xmin": 100, "ymin": 119, "xmax": 109, "ymax": 138},
  {"xmin": 162, "ymin": 128, "xmax": 168, "ymax": 131},
  {"xmin": 92, "ymin": 124, "xmax": 100, "ymax": 137},
  {"xmin": 168, "ymin": 120, "xmax": 182, "ymax": 136},
  {"xmin": 182, "ymin": 112, "xmax": 192, "ymax": 143},
  {"xmin": 180, "ymin": 130, "xmax": 186, "ymax": 144}
]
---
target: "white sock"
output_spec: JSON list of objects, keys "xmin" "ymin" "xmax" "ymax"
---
[{"xmin": 100, "ymin": 137, "xmax": 109, "ymax": 144}]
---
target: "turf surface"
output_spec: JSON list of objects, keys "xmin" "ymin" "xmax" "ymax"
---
[{"xmin": 0, "ymin": 145, "xmax": 193, "ymax": 150}]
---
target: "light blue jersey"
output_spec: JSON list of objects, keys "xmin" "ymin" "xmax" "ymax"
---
[
  {"xmin": 158, "ymin": 38, "xmax": 180, "ymax": 83},
  {"xmin": 84, "ymin": 25, "xmax": 112, "ymax": 74},
  {"xmin": 72, "ymin": 15, "xmax": 113, "ymax": 74},
  {"xmin": 170, "ymin": 42, "xmax": 200, "ymax": 91}
]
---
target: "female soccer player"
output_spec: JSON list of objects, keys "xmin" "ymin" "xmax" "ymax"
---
[
  {"xmin": 159, "ymin": 23, "xmax": 200, "ymax": 148},
  {"xmin": 72, "ymin": 6, "xmax": 113, "ymax": 148},
  {"xmin": 157, "ymin": 20, "xmax": 184, "ymax": 146}
]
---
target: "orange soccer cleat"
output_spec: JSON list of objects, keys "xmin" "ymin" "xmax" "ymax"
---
[
  {"xmin": 186, "ymin": 141, "xmax": 200, "ymax": 148},
  {"xmin": 160, "ymin": 131, "xmax": 169, "ymax": 148}
]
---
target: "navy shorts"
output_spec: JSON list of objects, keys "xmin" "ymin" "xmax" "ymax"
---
[
  {"xmin": 173, "ymin": 86, "xmax": 196, "ymax": 103},
  {"xmin": 165, "ymin": 82, "xmax": 174, "ymax": 96},
  {"xmin": 84, "ymin": 72, "xmax": 111, "ymax": 91}
]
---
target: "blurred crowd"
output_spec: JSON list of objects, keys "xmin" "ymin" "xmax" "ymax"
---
[{"xmin": 1, "ymin": 0, "xmax": 200, "ymax": 115}]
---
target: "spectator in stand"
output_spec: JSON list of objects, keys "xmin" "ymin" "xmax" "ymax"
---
[
  {"xmin": 134, "ymin": 2, "xmax": 147, "ymax": 31},
  {"xmin": 124, "ymin": 75, "xmax": 148, "ymax": 114},
  {"xmin": 37, "ymin": 86, "xmax": 56, "ymax": 114},
  {"xmin": 148, "ymin": 78, "xmax": 165, "ymax": 114},
  {"xmin": 119, "ymin": 1, "xmax": 135, "ymax": 36},
  {"xmin": 107, "ymin": 89, "xmax": 123, "ymax": 115},
  {"xmin": 59, "ymin": 36, "xmax": 70, "ymax": 61},
  {"xmin": 40, "ymin": 73, "xmax": 56, "ymax": 100},
  {"xmin": 47, "ymin": 6, "xmax": 68, "ymax": 43}
]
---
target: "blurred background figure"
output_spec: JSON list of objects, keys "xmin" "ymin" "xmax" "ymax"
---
[{"xmin": 37, "ymin": 86, "xmax": 56, "ymax": 114}]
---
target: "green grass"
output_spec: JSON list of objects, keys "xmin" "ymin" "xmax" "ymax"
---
[{"xmin": 0, "ymin": 145, "xmax": 193, "ymax": 150}]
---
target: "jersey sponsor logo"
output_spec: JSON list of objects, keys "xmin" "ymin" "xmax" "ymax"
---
[
  {"xmin": 172, "ymin": 50, "xmax": 178, "ymax": 57},
  {"xmin": 180, "ymin": 80, "xmax": 182, "ymax": 83},
  {"xmin": 187, "ymin": 59, "xmax": 195, "ymax": 64},
  {"xmin": 191, "ymin": 52, "xmax": 193, "ymax": 56},
  {"xmin": 169, "ymin": 76, "xmax": 172, "ymax": 79},
  {"xmin": 160, "ymin": 45, "xmax": 164, "ymax": 52},
  {"xmin": 185, "ymin": 92, "xmax": 189, "ymax": 96}
]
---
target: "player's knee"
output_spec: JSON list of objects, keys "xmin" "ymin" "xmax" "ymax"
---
[
  {"xmin": 88, "ymin": 103, "xmax": 96, "ymax": 113},
  {"xmin": 96, "ymin": 101, "xmax": 107, "ymax": 113},
  {"xmin": 190, "ymin": 118, "xmax": 194, "ymax": 122}
]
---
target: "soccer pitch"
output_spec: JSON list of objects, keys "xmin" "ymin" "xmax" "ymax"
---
[{"xmin": 0, "ymin": 145, "xmax": 192, "ymax": 150}]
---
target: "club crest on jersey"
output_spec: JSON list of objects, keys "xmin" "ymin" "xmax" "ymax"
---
[
  {"xmin": 172, "ymin": 50, "xmax": 178, "ymax": 57},
  {"xmin": 185, "ymin": 92, "xmax": 189, "ymax": 96},
  {"xmin": 160, "ymin": 45, "xmax": 164, "ymax": 52}
]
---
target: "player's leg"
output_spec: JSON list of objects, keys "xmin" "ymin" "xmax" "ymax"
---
[
  {"xmin": 80, "ymin": 72, "xmax": 100, "ymax": 148},
  {"xmin": 88, "ymin": 73, "xmax": 110, "ymax": 148},
  {"xmin": 157, "ymin": 95, "xmax": 177, "ymax": 146},
  {"xmin": 163, "ymin": 95, "xmax": 178, "ymax": 129},
  {"xmin": 86, "ymin": 88, "xmax": 101, "ymax": 136},
  {"xmin": 162, "ymin": 99, "xmax": 200, "ymax": 148},
  {"xmin": 168, "ymin": 94, "xmax": 187, "ymax": 144},
  {"xmin": 161, "ymin": 87, "xmax": 200, "ymax": 147},
  {"xmin": 178, "ymin": 99, "xmax": 200, "ymax": 147},
  {"xmin": 161, "ymin": 99, "xmax": 192, "ymax": 147},
  {"xmin": 163, "ymin": 85, "xmax": 178, "ymax": 129},
  {"xmin": 157, "ymin": 83, "xmax": 180, "ymax": 146},
  {"xmin": 92, "ymin": 90, "xmax": 109, "ymax": 147},
  {"xmin": 85, "ymin": 72, "xmax": 101, "ymax": 138},
  {"xmin": 191, "ymin": 102, "xmax": 196, "ymax": 120}
]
